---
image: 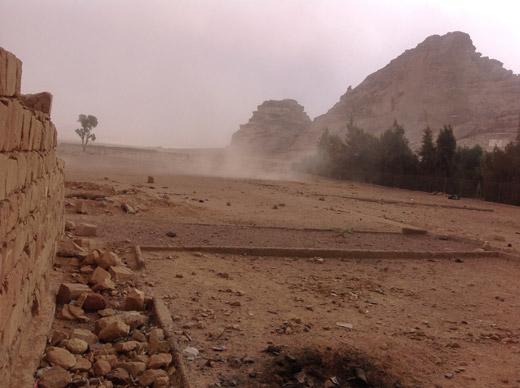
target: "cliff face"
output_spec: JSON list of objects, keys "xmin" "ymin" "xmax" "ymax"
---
[
  {"xmin": 291, "ymin": 31, "xmax": 520, "ymax": 152},
  {"xmin": 231, "ymin": 99, "xmax": 311, "ymax": 154}
]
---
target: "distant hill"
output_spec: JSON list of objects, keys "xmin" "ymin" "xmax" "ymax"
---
[
  {"xmin": 232, "ymin": 32, "xmax": 520, "ymax": 155},
  {"xmin": 291, "ymin": 31, "xmax": 520, "ymax": 152}
]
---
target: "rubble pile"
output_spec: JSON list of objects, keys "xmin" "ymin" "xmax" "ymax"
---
[{"xmin": 35, "ymin": 246, "xmax": 177, "ymax": 388}]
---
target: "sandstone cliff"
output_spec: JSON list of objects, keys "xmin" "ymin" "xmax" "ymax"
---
[
  {"xmin": 231, "ymin": 99, "xmax": 311, "ymax": 153},
  {"xmin": 290, "ymin": 31, "xmax": 520, "ymax": 152}
]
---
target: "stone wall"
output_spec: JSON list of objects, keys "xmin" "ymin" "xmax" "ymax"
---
[{"xmin": 0, "ymin": 47, "xmax": 64, "ymax": 383}]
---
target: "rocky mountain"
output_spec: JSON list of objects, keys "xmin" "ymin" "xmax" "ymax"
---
[
  {"xmin": 231, "ymin": 99, "xmax": 311, "ymax": 153},
  {"xmin": 283, "ymin": 31, "xmax": 520, "ymax": 153}
]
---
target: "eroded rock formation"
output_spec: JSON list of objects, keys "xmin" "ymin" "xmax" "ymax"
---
[{"xmin": 231, "ymin": 99, "xmax": 311, "ymax": 153}]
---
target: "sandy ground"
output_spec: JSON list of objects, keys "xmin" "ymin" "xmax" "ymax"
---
[{"xmin": 56, "ymin": 143, "xmax": 520, "ymax": 388}]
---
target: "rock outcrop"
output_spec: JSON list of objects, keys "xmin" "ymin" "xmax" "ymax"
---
[
  {"xmin": 290, "ymin": 31, "xmax": 520, "ymax": 152},
  {"xmin": 231, "ymin": 99, "xmax": 311, "ymax": 153}
]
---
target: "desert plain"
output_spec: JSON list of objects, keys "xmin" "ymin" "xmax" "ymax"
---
[{"xmin": 46, "ymin": 142, "xmax": 520, "ymax": 388}]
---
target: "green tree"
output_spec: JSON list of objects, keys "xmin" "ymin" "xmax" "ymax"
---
[
  {"xmin": 435, "ymin": 125, "xmax": 457, "ymax": 177},
  {"xmin": 344, "ymin": 119, "xmax": 379, "ymax": 181},
  {"xmin": 419, "ymin": 127, "xmax": 436, "ymax": 175},
  {"xmin": 75, "ymin": 114, "xmax": 98, "ymax": 151},
  {"xmin": 378, "ymin": 120, "xmax": 418, "ymax": 175},
  {"xmin": 455, "ymin": 145, "xmax": 483, "ymax": 181}
]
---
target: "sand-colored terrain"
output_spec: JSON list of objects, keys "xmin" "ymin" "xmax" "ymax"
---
[{"xmin": 52, "ymin": 143, "xmax": 520, "ymax": 387}]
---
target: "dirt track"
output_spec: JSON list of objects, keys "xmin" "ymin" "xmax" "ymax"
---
[{"xmin": 58, "ymin": 144, "xmax": 520, "ymax": 387}]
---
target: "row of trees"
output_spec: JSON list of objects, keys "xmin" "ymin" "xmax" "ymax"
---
[{"xmin": 302, "ymin": 120, "xmax": 520, "ymax": 203}]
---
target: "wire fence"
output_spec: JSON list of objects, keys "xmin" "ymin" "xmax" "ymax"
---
[{"xmin": 354, "ymin": 173, "xmax": 520, "ymax": 206}]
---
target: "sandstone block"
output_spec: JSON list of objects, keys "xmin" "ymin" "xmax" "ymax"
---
[
  {"xmin": 75, "ymin": 223, "xmax": 97, "ymax": 237},
  {"xmin": 90, "ymin": 266, "xmax": 111, "ymax": 285},
  {"xmin": 114, "ymin": 340, "xmax": 139, "ymax": 353},
  {"xmin": 64, "ymin": 220, "xmax": 75, "ymax": 231},
  {"xmin": 75, "ymin": 199, "xmax": 87, "ymax": 214},
  {"xmin": 109, "ymin": 265, "xmax": 135, "ymax": 282},
  {"xmin": 44, "ymin": 347, "xmax": 77, "ymax": 369},
  {"xmin": 56, "ymin": 282, "xmax": 92, "ymax": 304},
  {"xmin": 57, "ymin": 239, "xmax": 85, "ymax": 257},
  {"xmin": 19, "ymin": 92, "xmax": 53, "ymax": 114},
  {"xmin": 95, "ymin": 311, "xmax": 148, "ymax": 333},
  {"xmin": 98, "ymin": 321, "xmax": 130, "ymax": 342},
  {"xmin": 0, "ymin": 47, "xmax": 22, "ymax": 97}
]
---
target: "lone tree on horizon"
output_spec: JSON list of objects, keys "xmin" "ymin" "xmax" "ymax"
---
[{"xmin": 75, "ymin": 114, "xmax": 98, "ymax": 151}]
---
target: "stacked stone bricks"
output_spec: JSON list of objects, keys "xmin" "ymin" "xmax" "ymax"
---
[{"xmin": 0, "ymin": 47, "xmax": 64, "ymax": 384}]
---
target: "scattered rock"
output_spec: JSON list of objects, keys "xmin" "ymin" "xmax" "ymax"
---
[
  {"xmin": 93, "ymin": 359, "xmax": 112, "ymax": 376},
  {"xmin": 57, "ymin": 283, "xmax": 92, "ymax": 304},
  {"xmin": 109, "ymin": 265, "xmax": 135, "ymax": 282},
  {"xmin": 71, "ymin": 328, "xmax": 99, "ymax": 345},
  {"xmin": 336, "ymin": 322, "xmax": 354, "ymax": 329},
  {"xmin": 79, "ymin": 292, "xmax": 107, "ymax": 311},
  {"xmin": 57, "ymin": 239, "xmax": 86, "ymax": 258},
  {"xmin": 124, "ymin": 288, "xmax": 145, "ymax": 311},
  {"xmin": 165, "ymin": 231, "xmax": 176, "ymax": 238},
  {"xmin": 76, "ymin": 200, "xmax": 88, "ymax": 214},
  {"xmin": 114, "ymin": 341, "xmax": 139, "ymax": 353},
  {"xmin": 95, "ymin": 251, "xmax": 121, "ymax": 269},
  {"xmin": 75, "ymin": 223, "xmax": 98, "ymax": 237},
  {"xmin": 44, "ymin": 347, "xmax": 77, "ymax": 369},
  {"xmin": 90, "ymin": 267, "xmax": 113, "ymax": 287},
  {"xmin": 107, "ymin": 367, "xmax": 131, "ymax": 385},
  {"xmin": 147, "ymin": 176, "xmax": 155, "ymax": 184},
  {"xmin": 148, "ymin": 353, "xmax": 172, "ymax": 369},
  {"xmin": 182, "ymin": 347, "xmax": 199, "ymax": 359},
  {"xmin": 114, "ymin": 361, "xmax": 146, "ymax": 378},
  {"xmin": 138, "ymin": 369, "xmax": 168, "ymax": 387},
  {"xmin": 121, "ymin": 203, "xmax": 135, "ymax": 214},
  {"xmin": 38, "ymin": 367, "xmax": 71, "ymax": 388},
  {"xmin": 64, "ymin": 220, "xmax": 76, "ymax": 232},
  {"xmin": 61, "ymin": 338, "xmax": 88, "ymax": 354},
  {"xmin": 98, "ymin": 321, "xmax": 130, "ymax": 342},
  {"xmin": 71, "ymin": 356, "xmax": 92, "ymax": 372}
]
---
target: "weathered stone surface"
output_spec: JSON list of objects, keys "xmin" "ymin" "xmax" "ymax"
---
[
  {"xmin": 231, "ymin": 99, "xmax": 311, "ymax": 154},
  {"xmin": 71, "ymin": 328, "xmax": 99, "ymax": 345},
  {"xmin": 49, "ymin": 330, "xmax": 69, "ymax": 346},
  {"xmin": 124, "ymin": 288, "xmax": 145, "ymax": 311},
  {"xmin": 61, "ymin": 338, "xmax": 88, "ymax": 354},
  {"xmin": 93, "ymin": 359, "xmax": 112, "ymax": 376},
  {"xmin": 44, "ymin": 347, "xmax": 77, "ymax": 369},
  {"xmin": 75, "ymin": 223, "xmax": 97, "ymax": 237},
  {"xmin": 147, "ymin": 353, "xmax": 172, "ymax": 369},
  {"xmin": 98, "ymin": 321, "xmax": 130, "ymax": 342},
  {"xmin": 96, "ymin": 251, "xmax": 121, "ymax": 269},
  {"xmin": 109, "ymin": 265, "xmax": 135, "ymax": 281},
  {"xmin": 82, "ymin": 249, "xmax": 100, "ymax": 265},
  {"xmin": 57, "ymin": 283, "xmax": 92, "ymax": 304},
  {"xmin": 0, "ymin": 47, "xmax": 22, "ymax": 97},
  {"xmin": 38, "ymin": 367, "xmax": 71, "ymax": 388},
  {"xmin": 153, "ymin": 376, "xmax": 169, "ymax": 388}
]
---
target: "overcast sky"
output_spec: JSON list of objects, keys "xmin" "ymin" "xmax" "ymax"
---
[{"xmin": 1, "ymin": 0, "xmax": 519, "ymax": 148}]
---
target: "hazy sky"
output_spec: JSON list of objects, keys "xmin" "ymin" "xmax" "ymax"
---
[{"xmin": 1, "ymin": 0, "xmax": 519, "ymax": 148}]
